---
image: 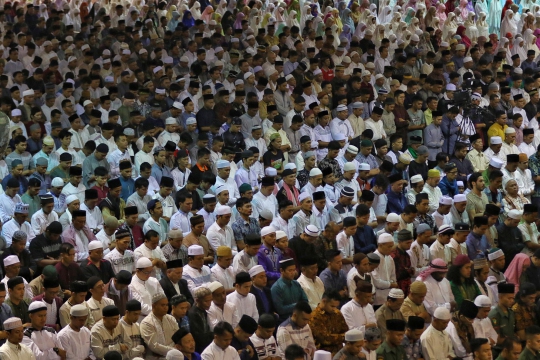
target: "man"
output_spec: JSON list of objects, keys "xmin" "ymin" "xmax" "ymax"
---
[
  {"xmin": 21, "ymin": 301, "xmax": 66, "ymax": 359},
  {"xmin": 207, "ymin": 206, "xmax": 237, "ymax": 255},
  {"xmin": 297, "ymin": 256, "xmax": 325, "ymax": 311},
  {"xmin": 129, "ymin": 257, "xmax": 165, "ymax": 322},
  {"xmin": 271, "ymin": 258, "xmax": 309, "ymax": 322},
  {"xmin": 419, "ymin": 307, "xmax": 456, "ymax": 360},
  {"xmin": 362, "ymin": 327, "xmax": 383, "ymax": 360},
  {"xmin": 227, "ymin": 272, "xmax": 259, "ymax": 321},
  {"xmin": 140, "ymin": 293, "xmax": 179, "ymax": 359},
  {"xmin": 58, "ymin": 281, "xmax": 95, "ymax": 329},
  {"xmin": 90, "ymin": 305, "xmax": 127, "ymax": 358},
  {"xmin": 401, "ymin": 316, "xmax": 426, "ymax": 360},
  {"xmin": 61, "ymin": 166, "xmax": 86, "ymax": 203},
  {"xmin": 30, "ymin": 194, "xmax": 58, "ymax": 235},
  {"xmin": 375, "ymin": 289, "xmax": 405, "ymax": 337},
  {"xmin": 472, "ymin": 295, "xmax": 498, "ymax": 347},
  {"xmin": 143, "ymin": 200, "xmax": 170, "ymax": 244},
  {"xmin": 341, "ymin": 279, "xmax": 377, "ymax": 331},
  {"xmin": 188, "ymin": 286, "xmax": 214, "ymax": 353},
  {"xmin": 276, "ymin": 301, "xmax": 316, "ymax": 359},
  {"xmin": 206, "ymin": 281, "xmax": 239, "ymax": 330},
  {"xmin": 1, "ymin": 234, "xmax": 36, "ymax": 283},
  {"xmin": 489, "ymin": 283, "xmax": 516, "ymax": 355},
  {"xmin": 467, "ymin": 172, "xmax": 490, "ymax": 220},
  {"xmin": 81, "ymin": 241, "xmax": 116, "ymax": 284},
  {"xmin": 429, "ymin": 225, "xmax": 453, "ymax": 264},
  {"xmin": 0, "ymin": 317, "xmax": 35, "ymax": 359},
  {"xmin": 62, "ymin": 209, "xmax": 97, "ymax": 264},
  {"xmin": 159, "ymin": 259, "xmax": 192, "ymax": 303},
  {"xmin": 86, "ymin": 275, "xmax": 115, "ymax": 324},
  {"xmin": 104, "ymin": 228, "xmax": 136, "ymax": 274},
  {"xmin": 182, "ymin": 245, "xmax": 215, "ymax": 293},
  {"xmin": 518, "ymin": 326, "xmax": 540, "ymax": 360},
  {"xmin": 418, "ymin": 259, "xmax": 456, "ymax": 315},
  {"xmin": 134, "ymin": 230, "xmax": 167, "ymax": 280},
  {"xmin": 372, "ymin": 233, "xmax": 398, "ymax": 307},
  {"xmin": 333, "ymin": 329, "xmax": 365, "ymax": 360},
  {"xmin": 309, "ymin": 291, "xmax": 349, "ymax": 355},
  {"xmin": 466, "ymin": 216, "xmax": 490, "ymax": 260},
  {"xmin": 252, "ymin": 176, "xmax": 278, "ymax": 219},
  {"xmin": 5, "ymin": 277, "xmax": 30, "ymax": 325},
  {"xmin": 470, "ymin": 338, "xmax": 493, "ymax": 360},
  {"xmin": 212, "ymin": 246, "xmax": 235, "ymax": 292},
  {"xmin": 57, "ymin": 304, "xmax": 94, "ymax": 360},
  {"xmin": 421, "ymin": 169, "xmax": 443, "ymax": 215},
  {"xmin": 319, "ymin": 250, "xmax": 348, "ymax": 301},
  {"xmin": 375, "ymin": 319, "xmax": 407, "ymax": 360},
  {"xmin": 3, "ymin": 203, "xmax": 35, "ymax": 249},
  {"xmin": 497, "ymin": 210, "xmax": 525, "ymax": 269},
  {"xmin": 119, "ymin": 299, "xmax": 145, "ymax": 358},
  {"xmin": 201, "ymin": 321, "xmax": 241, "ymax": 360},
  {"xmin": 170, "ymin": 194, "xmax": 194, "ymax": 237}
]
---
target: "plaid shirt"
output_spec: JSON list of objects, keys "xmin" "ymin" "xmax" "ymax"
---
[
  {"xmin": 162, "ymin": 243, "xmax": 189, "ymax": 264},
  {"xmin": 232, "ymin": 217, "xmax": 261, "ymax": 243},
  {"xmin": 529, "ymin": 153, "xmax": 540, "ymax": 197}
]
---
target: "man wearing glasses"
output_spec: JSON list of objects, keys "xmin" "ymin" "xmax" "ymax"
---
[{"xmin": 438, "ymin": 163, "xmax": 459, "ymax": 198}]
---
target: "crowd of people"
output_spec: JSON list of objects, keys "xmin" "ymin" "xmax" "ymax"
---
[{"xmin": 1, "ymin": 0, "xmax": 540, "ymax": 359}]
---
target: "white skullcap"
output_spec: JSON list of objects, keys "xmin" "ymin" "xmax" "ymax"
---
[
  {"xmin": 309, "ymin": 168, "xmax": 323, "ymax": 177},
  {"xmin": 261, "ymin": 226, "xmax": 276, "ymax": 236},
  {"xmin": 153, "ymin": 66, "xmax": 163, "ymax": 74},
  {"xmin": 508, "ymin": 209, "xmax": 523, "ymax": 220},
  {"xmin": 386, "ymin": 213, "xmax": 400, "ymax": 222},
  {"xmin": 265, "ymin": 167, "xmax": 277, "ymax": 176},
  {"xmin": 336, "ymin": 104, "xmax": 348, "ymax": 112},
  {"xmin": 3, "ymin": 255, "xmax": 19, "ymax": 267},
  {"xmin": 504, "ymin": 127, "xmax": 516, "ymax": 134},
  {"xmin": 155, "ymin": 88, "xmax": 166, "ymax": 94},
  {"xmin": 166, "ymin": 349, "xmax": 184, "ymax": 360},
  {"xmin": 216, "ymin": 160, "xmax": 230, "ymax": 169},
  {"xmin": 489, "ymin": 157, "xmax": 503, "ymax": 168},
  {"xmin": 139, "ymin": 49, "xmax": 148, "ymax": 55},
  {"xmin": 343, "ymin": 56, "xmax": 351, "ymax": 63},
  {"xmin": 70, "ymin": 304, "xmax": 89, "ymax": 316},
  {"xmin": 411, "ymin": 34, "xmax": 419, "ymax": 41},
  {"xmin": 3, "ymin": 317, "xmax": 22, "ymax": 331},
  {"xmin": 249, "ymin": 265, "xmax": 266, "ymax": 277},
  {"xmin": 51, "ymin": 178, "xmax": 64, "ymax": 187},
  {"xmin": 83, "ymin": 100, "xmax": 93, "ymax": 107},
  {"xmin": 441, "ymin": 41, "xmax": 449, "ymax": 47},
  {"xmin": 276, "ymin": 230, "xmax": 287, "ymax": 239},
  {"xmin": 66, "ymin": 195, "xmax": 79, "ymax": 204},
  {"xmin": 446, "ymin": 84, "xmax": 456, "ymax": 91},
  {"xmin": 299, "ymin": 192, "xmax": 311, "ymax": 202},
  {"xmin": 304, "ymin": 225, "xmax": 319, "ymax": 237},
  {"xmin": 334, "ymin": 133, "xmax": 346, "ymax": 141},
  {"xmin": 22, "ymin": 89, "xmax": 34, "ymax": 97},
  {"xmin": 464, "ymin": 57, "xmax": 473, "ymax": 62},
  {"xmin": 358, "ymin": 163, "xmax": 370, "ymax": 171},
  {"xmin": 474, "ymin": 295, "xmax": 492, "ymax": 308},
  {"xmin": 440, "ymin": 196, "xmax": 453, "ymax": 205},
  {"xmin": 313, "ymin": 69, "xmax": 322, "ymax": 75},
  {"xmin": 410, "ymin": 174, "xmax": 423, "ymax": 184},
  {"xmin": 102, "ymin": 49, "xmax": 110, "ymax": 55},
  {"xmin": 378, "ymin": 233, "xmax": 394, "ymax": 244},
  {"xmin": 471, "ymin": 93, "xmax": 482, "ymax": 101},
  {"xmin": 207, "ymin": 281, "xmax": 224, "ymax": 293},
  {"xmin": 347, "ymin": 145, "xmax": 359, "ymax": 154},
  {"xmin": 186, "ymin": 118, "xmax": 197, "ymax": 125},
  {"xmin": 244, "ymin": 72, "xmax": 254, "ymax": 80},
  {"xmin": 488, "ymin": 249, "xmax": 504, "ymax": 260},
  {"xmin": 11, "ymin": 109, "xmax": 21, "ymax": 117},
  {"xmin": 180, "ymin": 56, "xmax": 189, "ymax": 62},
  {"xmin": 136, "ymin": 257, "xmax": 152, "ymax": 268},
  {"xmin": 216, "ymin": 206, "xmax": 232, "ymax": 216},
  {"xmin": 434, "ymin": 307, "xmax": 451, "ymax": 320},
  {"xmin": 28, "ymin": 301, "xmax": 47, "ymax": 313},
  {"xmin": 188, "ymin": 245, "xmax": 205, "ymax": 256},
  {"xmin": 88, "ymin": 241, "xmax": 103, "ymax": 251},
  {"xmin": 389, "ymin": 288, "xmax": 405, "ymax": 298},
  {"xmin": 457, "ymin": 181, "xmax": 464, "ymax": 187},
  {"xmin": 345, "ymin": 329, "xmax": 364, "ymax": 342},
  {"xmin": 344, "ymin": 162, "xmax": 356, "ymax": 171},
  {"xmin": 166, "ymin": 117, "xmax": 177, "ymax": 125},
  {"xmin": 454, "ymin": 194, "xmax": 467, "ymax": 203}
]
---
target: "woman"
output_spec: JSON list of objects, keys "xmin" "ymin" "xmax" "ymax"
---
[
  {"xmin": 502, "ymin": 179, "xmax": 530, "ymax": 220},
  {"xmin": 511, "ymin": 282, "xmax": 538, "ymax": 341},
  {"xmin": 447, "ymin": 255, "xmax": 481, "ymax": 308},
  {"xmin": 473, "ymin": 258, "xmax": 496, "ymax": 305},
  {"xmin": 477, "ymin": 13, "xmax": 489, "ymax": 39},
  {"xmin": 200, "ymin": 5, "xmax": 214, "ymax": 23},
  {"xmin": 233, "ymin": 12, "xmax": 245, "ymax": 29},
  {"xmin": 263, "ymin": 133, "xmax": 285, "ymax": 175},
  {"xmin": 463, "ymin": 13, "xmax": 478, "ymax": 44},
  {"xmin": 320, "ymin": 58, "xmax": 334, "ymax": 82},
  {"xmin": 501, "ymin": 10, "xmax": 518, "ymax": 38},
  {"xmin": 190, "ymin": 1, "xmax": 202, "ymax": 20},
  {"xmin": 182, "ymin": 10, "xmax": 195, "ymax": 28},
  {"xmin": 443, "ymin": 13, "xmax": 458, "ymax": 41},
  {"xmin": 504, "ymin": 253, "xmax": 531, "ymax": 294}
]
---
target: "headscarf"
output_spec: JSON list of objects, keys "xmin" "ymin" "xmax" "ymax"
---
[
  {"xmin": 436, "ymin": 3, "xmax": 447, "ymax": 24},
  {"xmin": 200, "ymin": 5, "xmax": 214, "ymax": 23},
  {"xmin": 456, "ymin": 26, "xmax": 472, "ymax": 49},
  {"xmin": 512, "ymin": 37, "xmax": 528, "ymax": 61},
  {"xmin": 504, "ymin": 253, "xmax": 530, "ymax": 294},
  {"xmin": 182, "ymin": 10, "xmax": 195, "ymax": 27},
  {"xmin": 502, "ymin": 0, "xmax": 513, "ymax": 21},
  {"xmin": 234, "ymin": 12, "xmax": 245, "ymax": 29},
  {"xmin": 418, "ymin": 258, "xmax": 449, "ymax": 281},
  {"xmin": 190, "ymin": 2, "xmax": 202, "ymax": 20},
  {"xmin": 342, "ymin": 8, "xmax": 355, "ymax": 33},
  {"xmin": 534, "ymin": 29, "xmax": 540, "ymax": 50}
]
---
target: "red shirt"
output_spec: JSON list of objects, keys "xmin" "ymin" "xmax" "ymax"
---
[
  {"xmin": 92, "ymin": 185, "xmax": 109, "ymax": 204},
  {"xmin": 321, "ymin": 68, "xmax": 335, "ymax": 81}
]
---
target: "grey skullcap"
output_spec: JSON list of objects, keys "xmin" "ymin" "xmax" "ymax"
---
[
  {"xmin": 12, "ymin": 231, "xmax": 27, "ymax": 242},
  {"xmin": 364, "ymin": 327, "xmax": 382, "ymax": 341},
  {"xmin": 416, "ymin": 223, "xmax": 432, "ymax": 234},
  {"xmin": 416, "ymin": 145, "xmax": 428, "ymax": 155}
]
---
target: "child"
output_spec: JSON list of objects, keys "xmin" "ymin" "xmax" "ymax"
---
[
  {"xmin": 336, "ymin": 216, "xmax": 357, "ymax": 274},
  {"xmin": 457, "ymin": 180, "xmax": 465, "ymax": 194},
  {"xmin": 91, "ymin": 166, "xmax": 110, "ymax": 203}
]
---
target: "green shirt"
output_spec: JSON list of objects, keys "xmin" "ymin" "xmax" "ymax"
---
[
  {"xmin": 519, "ymin": 347, "xmax": 540, "ymax": 360},
  {"xmin": 50, "ymin": 165, "xmax": 69, "ymax": 182},
  {"xmin": 375, "ymin": 341, "xmax": 407, "ymax": 360},
  {"xmin": 489, "ymin": 305, "xmax": 516, "ymax": 340},
  {"xmin": 21, "ymin": 193, "xmax": 40, "ymax": 218}
]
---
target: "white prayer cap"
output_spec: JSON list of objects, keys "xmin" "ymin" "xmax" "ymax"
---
[
  {"xmin": 207, "ymin": 281, "xmax": 224, "ymax": 293},
  {"xmin": 249, "ymin": 265, "xmax": 265, "ymax": 277},
  {"xmin": 304, "ymin": 225, "xmax": 319, "ymax": 237},
  {"xmin": 386, "ymin": 213, "xmax": 400, "ymax": 222},
  {"xmin": 285, "ymin": 74, "xmax": 294, "ymax": 81},
  {"xmin": 231, "ymin": 38, "xmax": 239, "ymax": 43},
  {"xmin": 166, "ymin": 117, "xmax": 177, "ymax": 125},
  {"xmin": 43, "ymin": 40, "xmax": 52, "ymax": 47},
  {"xmin": 489, "ymin": 157, "xmax": 503, "ymax": 167},
  {"xmin": 102, "ymin": 49, "xmax": 111, "ymax": 55},
  {"xmin": 214, "ymin": 60, "xmax": 224, "ymax": 67},
  {"xmin": 347, "ymin": 145, "xmax": 359, "ymax": 154},
  {"xmin": 457, "ymin": 181, "xmax": 464, "ymax": 187},
  {"xmin": 235, "ymin": 79, "xmax": 244, "ymax": 85},
  {"xmin": 216, "ymin": 206, "xmax": 232, "ymax": 216},
  {"xmin": 309, "ymin": 168, "xmax": 323, "ymax": 177},
  {"xmin": 65, "ymin": 36, "xmax": 74, "ymax": 42},
  {"xmin": 454, "ymin": 194, "xmax": 467, "ymax": 203},
  {"xmin": 504, "ymin": 127, "xmax": 516, "ymax": 134},
  {"xmin": 216, "ymin": 160, "xmax": 230, "ymax": 169},
  {"xmin": 441, "ymin": 41, "xmax": 449, "ymax": 47},
  {"xmin": 313, "ymin": 69, "xmax": 322, "ymax": 75},
  {"xmin": 365, "ymin": 29, "xmax": 373, "ymax": 35},
  {"xmin": 167, "ymin": 349, "xmax": 185, "ymax": 360},
  {"xmin": 163, "ymin": 57, "xmax": 173, "ymax": 65},
  {"xmin": 378, "ymin": 233, "xmax": 394, "ymax": 244},
  {"xmin": 81, "ymin": 44, "xmax": 90, "ymax": 51},
  {"xmin": 136, "ymin": 257, "xmax": 153, "ymax": 268},
  {"xmin": 51, "ymin": 178, "xmax": 64, "ymax": 187},
  {"xmin": 244, "ymin": 72, "xmax": 254, "ymax": 80},
  {"xmin": 284, "ymin": 163, "xmax": 297, "ymax": 170},
  {"xmin": 434, "ymin": 307, "xmax": 451, "ymax": 320},
  {"xmin": 22, "ymin": 89, "xmax": 34, "ymax": 97},
  {"xmin": 439, "ymin": 196, "xmax": 453, "ymax": 205},
  {"xmin": 253, "ymin": 66, "xmax": 263, "ymax": 73},
  {"xmin": 365, "ymin": 62, "xmax": 375, "ymax": 69},
  {"xmin": 410, "ymin": 175, "xmax": 423, "ymax": 184},
  {"xmin": 345, "ymin": 329, "xmax": 364, "ymax": 342},
  {"xmin": 488, "ymin": 248, "xmax": 504, "ymax": 260},
  {"xmin": 334, "ymin": 133, "xmax": 346, "ymax": 141},
  {"xmin": 83, "ymin": 100, "xmax": 93, "ymax": 107},
  {"xmin": 14, "ymin": 203, "xmax": 28, "ymax": 214},
  {"xmin": 299, "ymin": 192, "xmax": 311, "ymax": 202},
  {"xmin": 155, "ymin": 87, "xmax": 166, "ymax": 95},
  {"xmin": 28, "ymin": 301, "xmax": 47, "ymax": 313},
  {"xmin": 411, "ymin": 34, "xmax": 419, "ymax": 42},
  {"xmin": 3, "ymin": 317, "xmax": 22, "ymax": 331},
  {"xmin": 514, "ymin": 68, "xmax": 523, "ymax": 74},
  {"xmin": 122, "ymin": 49, "xmax": 131, "ymax": 55},
  {"xmin": 215, "ymin": 46, "xmax": 224, "ymax": 53},
  {"xmin": 446, "ymin": 84, "xmax": 456, "ymax": 91},
  {"xmin": 173, "ymin": 102, "xmax": 183, "ymax": 110},
  {"xmin": 456, "ymin": 44, "xmax": 466, "ymax": 51},
  {"xmin": 358, "ymin": 163, "xmax": 370, "ymax": 171},
  {"xmin": 344, "ymin": 162, "xmax": 356, "ymax": 171},
  {"xmin": 88, "ymin": 241, "xmax": 103, "ymax": 251},
  {"xmin": 389, "ymin": 288, "xmax": 405, "ymax": 298},
  {"xmin": 336, "ymin": 104, "xmax": 348, "ymax": 112},
  {"xmin": 214, "ymin": 185, "xmax": 228, "ymax": 195},
  {"xmin": 471, "ymin": 92, "xmax": 482, "ymax": 101},
  {"xmin": 70, "ymin": 304, "xmax": 89, "ymax": 316},
  {"xmin": 508, "ymin": 209, "xmax": 523, "ymax": 220},
  {"xmin": 313, "ymin": 351, "xmax": 331, "ymax": 360},
  {"xmin": 265, "ymin": 167, "xmax": 277, "ymax": 176},
  {"xmin": 464, "ymin": 56, "xmax": 473, "ymax": 63},
  {"xmin": 153, "ymin": 66, "xmax": 163, "ymax": 74},
  {"xmin": 271, "ymin": 45, "xmax": 280, "ymax": 51},
  {"xmin": 188, "ymin": 245, "xmax": 205, "ymax": 256},
  {"xmin": 375, "ymin": 74, "xmax": 385, "ymax": 80},
  {"xmin": 139, "ymin": 49, "xmax": 148, "ymax": 55},
  {"xmin": 66, "ymin": 195, "xmax": 79, "ymax": 204},
  {"xmin": 276, "ymin": 230, "xmax": 287, "ymax": 239},
  {"xmin": 3, "ymin": 255, "xmax": 19, "ymax": 267},
  {"xmin": 261, "ymin": 226, "xmax": 276, "ymax": 236},
  {"xmin": 186, "ymin": 118, "xmax": 197, "ymax": 125},
  {"xmin": 246, "ymin": 35, "xmax": 255, "ymax": 40},
  {"xmin": 11, "ymin": 109, "xmax": 21, "ymax": 117},
  {"xmin": 259, "ymin": 209, "xmax": 274, "ymax": 221},
  {"xmin": 361, "ymin": 70, "xmax": 371, "ymax": 78},
  {"xmin": 474, "ymin": 295, "xmax": 492, "ymax": 308},
  {"xmin": 343, "ymin": 56, "xmax": 352, "ymax": 63},
  {"xmin": 180, "ymin": 56, "xmax": 189, "ymax": 63}
]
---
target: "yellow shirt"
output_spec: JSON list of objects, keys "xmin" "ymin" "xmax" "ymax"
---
[
  {"xmin": 424, "ymin": 109, "xmax": 433, "ymax": 126},
  {"xmin": 487, "ymin": 123, "xmax": 507, "ymax": 144}
]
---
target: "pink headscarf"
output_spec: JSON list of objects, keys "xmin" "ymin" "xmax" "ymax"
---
[
  {"xmin": 534, "ymin": 29, "xmax": 540, "ymax": 51},
  {"xmin": 504, "ymin": 253, "xmax": 530, "ymax": 294},
  {"xmin": 418, "ymin": 258, "xmax": 448, "ymax": 281}
]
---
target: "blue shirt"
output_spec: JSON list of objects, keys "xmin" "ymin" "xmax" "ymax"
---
[
  {"xmin": 387, "ymin": 191, "xmax": 407, "ymax": 215},
  {"xmin": 119, "ymin": 176, "xmax": 135, "ymax": 202},
  {"xmin": 466, "ymin": 232, "xmax": 490, "ymax": 260},
  {"xmin": 319, "ymin": 268, "xmax": 348, "ymax": 294},
  {"xmin": 2, "ymin": 174, "xmax": 28, "ymax": 195},
  {"xmin": 352, "ymin": 225, "xmax": 377, "ymax": 254}
]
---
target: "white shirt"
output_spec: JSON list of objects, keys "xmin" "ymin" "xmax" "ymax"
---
[
  {"xmin": 134, "ymin": 243, "xmax": 167, "ymax": 280},
  {"xmin": 0, "ymin": 193, "xmax": 22, "ymax": 223},
  {"xmin": 364, "ymin": 118, "xmax": 387, "ymax": 140},
  {"xmin": 226, "ymin": 291, "xmax": 259, "ymax": 322},
  {"xmin": 250, "ymin": 334, "xmax": 279, "ymax": 360},
  {"xmin": 252, "ymin": 191, "xmax": 278, "ymax": 219},
  {"xmin": 2, "ymin": 219, "xmax": 35, "ymax": 247},
  {"xmin": 445, "ymin": 321, "xmax": 472, "ymax": 360},
  {"xmin": 430, "ymin": 240, "xmax": 452, "ymax": 264},
  {"xmin": 201, "ymin": 342, "xmax": 241, "ymax": 360},
  {"xmin": 472, "ymin": 317, "xmax": 498, "ymax": 344},
  {"xmin": 297, "ymin": 274, "xmax": 325, "ymax": 310},
  {"xmin": 30, "ymin": 209, "xmax": 59, "ymax": 235},
  {"xmin": 422, "ymin": 184, "xmax": 443, "ymax": 215},
  {"xmin": 134, "ymin": 150, "xmax": 154, "ymax": 178},
  {"xmin": 408, "ymin": 241, "xmax": 431, "ymax": 277},
  {"xmin": 170, "ymin": 210, "xmax": 193, "ymax": 237},
  {"xmin": 207, "ymin": 222, "xmax": 238, "ymax": 255},
  {"xmin": 79, "ymin": 204, "xmax": 104, "ymax": 232},
  {"xmin": 420, "ymin": 325, "xmax": 456, "ymax": 360},
  {"xmin": 341, "ymin": 299, "xmax": 377, "ymax": 331},
  {"xmin": 95, "ymin": 229, "xmax": 114, "ymax": 256},
  {"xmin": 182, "ymin": 264, "xmax": 215, "ymax": 293},
  {"xmin": 104, "ymin": 248, "xmax": 135, "ymax": 274},
  {"xmin": 21, "ymin": 326, "xmax": 62, "ymax": 360},
  {"xmin": 211, "ymin": 265, "xmax": 236, "ymax": 289},
  {"xmin": 207, "ymin": 301, "xmax": 240, "ymax": 331},
  {"xmin": 129, "ymin": 275, "xmax": 164, "ymax": 321},
  {"xmin": 371, "ymin": 250, "xmax": 396, "ymax": 306},
  {"xmin": 57, "ymin": 325, "xmax": 93, "ymax": 360},
  {"xmin": 232, "ymin": 250, "xmax": 258, "ymax": 274},
  {"xmin": 0, "ymin": 341, "xmax": 36, "ymax": 360},
  {"xmin": 87, "ymin": 296, "xmax": 114, "ymax": 323},
  {"xmin": 61, "ymin": 182, "xmax": 86, "ymax": 204},
  {"xmin": 336, "ymin": 231, "xmax": 354, "ymax": 274},
  {"xmin": 419, "ymin": 275, "xmax": 455, "ymax": 315}
]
